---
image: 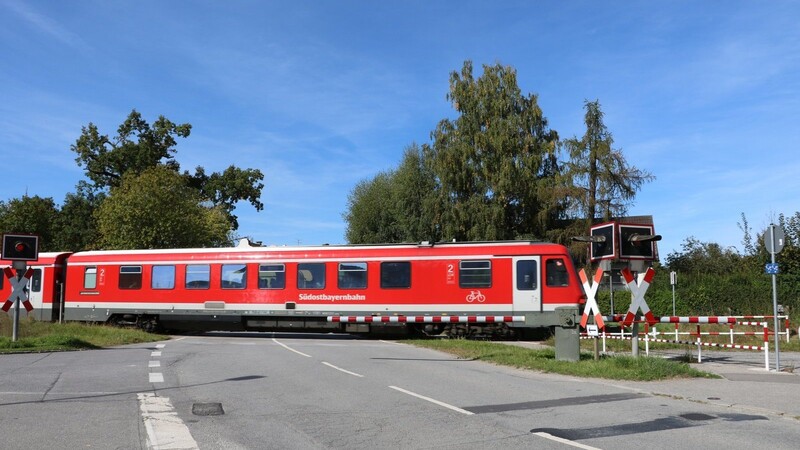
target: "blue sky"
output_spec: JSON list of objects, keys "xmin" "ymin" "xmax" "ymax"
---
[{"xmin": 2, "ymin": 1, "xmax": 799, "ymax": 259}]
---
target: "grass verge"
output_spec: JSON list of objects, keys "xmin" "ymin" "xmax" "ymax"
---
[
  {"xmin": 0, "ymin": 317, "xmax": 164, "ymax": 353},
  {"xmin": 407, "ymin": 339, "xmax": 718, "ymax": 381}
]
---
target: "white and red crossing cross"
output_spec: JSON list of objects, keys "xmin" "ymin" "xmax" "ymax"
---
[
  {"xmin": 579, "ymin": 267, "xmax": 605, "ymax": 330},
  {"xmin": 2, "ymin": 267, "xmax": 34, "ymax": 313},
  {"xmin": 621, "ymin": 267, "xmax": 657, "ymax": 327}
]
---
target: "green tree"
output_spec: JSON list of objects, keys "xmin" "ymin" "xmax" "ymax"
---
[
  {"xmin": 95, "ymin": 166, "xmax": 231, "ymax": 249},
  {"xmin": 52, "ymin": 183, "xmax": 104, "ymax": 252},
  {"xmin": 72, "ymin": 109, "xmax": 264, "ymax": 232},
  {"xmin": 344, "ymin": 172, "xmax": 399, "ymax": 244},
  {"xmin": 561, "ymin": 100, "xmax": 654, "ymax": 223},
  {"xmin": 187, "ymin": 166, "xmax": 265, "ymax": 230},
  {"xmin": 0, "ymin": 195, "xmax": 59, "ymax": 251},
  {"xmin": 345, "ymin": 144, "xmax": 439, "ymax": 244},
  {"xmin": 72, "ymin": 109, "xmax": 191, "ymax": 189},
  {"xmin": 427, "ymin": 61, "xmax": 559, "ymax": 241}
]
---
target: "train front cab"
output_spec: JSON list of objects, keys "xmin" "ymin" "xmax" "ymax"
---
[{"xmin": 0, "ymin": 252, "xmax": 71, "ymax": 322}]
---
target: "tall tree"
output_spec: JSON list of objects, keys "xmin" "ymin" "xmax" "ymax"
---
[
  {"xmin": 95, "ymin": 166, "xmax": 231, "ymax": 249},
  {"xmin": 71, "ymin": 109, "xmax": 264, "ymax": 232},
  {"xmin": 72, "ymin": 109, "xmax": 191, "ymax": 189},
  {"xmin": 52, "ymin": 183, "xmax": 104, "ymax": 252},
  {"xmin": 427, "ymin": 61, "xmax": 559, "ymax": 241},
  {"xmin": 561, "ymin": 100, "xmax": 654, "ymax": 222},
  {"xmin": 0, "ymin": 195, "xmax": 60, "ymax": 251},
  {"xmin": 344, "ymin": 171, "xmax": 399, "ymax": 244}
]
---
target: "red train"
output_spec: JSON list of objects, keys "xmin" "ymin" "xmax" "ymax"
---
[{"xmin": 1, "ymin": 240, "xmax": 584, "ymax": 337}]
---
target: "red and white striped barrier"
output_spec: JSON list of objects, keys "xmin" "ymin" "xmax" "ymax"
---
[
  {"xmin": 581, "ymin": 321, "xmax": 771, "ymax": 370},
  {"xmin": 657, "ymin": 316, "xmax": 739, "ymax": 324},
  {"xmin": 327, "ymin": 315, "xmax": 525, "ymax": 324}
]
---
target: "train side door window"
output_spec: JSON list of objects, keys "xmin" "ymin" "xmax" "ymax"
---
[
  {"xmin": 84, "ymin": 267, "xmax": 97, "ymax": 289},
  {"xmin": 459, "ymin": 260, "xmax": 491, "ymax": 288},
  {"xmin": 380, "ymin": 261, "xmax": 411, "ymax": 288},
  {"xmin": 516, "ymin": 260, "xmax": 538, "ymax": 290},
  {"xmin": 119, "ymin": 266, "xmax": 142, "ymax": 289},
  {"xmin": 259, "ymin": 264, "xmax": 286, "ymax": 289},
  {"xmin": 298, "ymin": 263, "xmax": 325, "ymax": 289},
  {"xmin": 31, "ymin": 269, "xmax": 42, "ymax": 292},
  {"xmin": 186, "ymin": 264, "xmax": 210, "ymax": 289},
  {"xmin": 545, "ymin": 258, "xmax": 570, "ymax": 287},
  {"xmin": 338, "ymin": 262, "xmax": 367, "ymax": 289},
  {"xmin": 152, "ymin": 265, "xmax": 176, "ymax": 289},
  {"xmin": 222, "ymin": 264, "xmax": 247, "ymax": 289}
]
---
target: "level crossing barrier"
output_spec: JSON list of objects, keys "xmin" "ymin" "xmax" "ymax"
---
[{"xmin": 581, "ymin": 318, "xmax": 772, "ymax": 370}]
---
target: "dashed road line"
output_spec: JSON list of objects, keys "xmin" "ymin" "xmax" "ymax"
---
[
  {"xmin": 151, "ymin": 351, "xmax": 162, "ymax": 357},
  {"xmin": 389, "ymin": 386, "xmax": 474, "ymax": 416},
  {"xmin": 149, "ymin": 361, "xmax": 161, "ymax": 368},
  {"xmin": 272, "ymin": 338, "xmax": 312, "ymax": 357},
  {"xmin": 322, "ymin": 361, "xmax": 364, "ymax": 377},
  {"xmin": 149, "ymin": 372, "xmax": 164, "ymax": 383}
]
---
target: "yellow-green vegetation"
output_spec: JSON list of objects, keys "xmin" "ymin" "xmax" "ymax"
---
[
  {"xmin": 407, "ymin": 339, "xmax": 718, "ymax": 381},
  {"xmin": 0, "ymin": 317, "xmax": 164, "ymax": 353}
]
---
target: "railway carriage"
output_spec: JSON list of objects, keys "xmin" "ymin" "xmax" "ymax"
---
[{"xmin": 3, "ymin": 241, "xmax": 584, "ymax": 337}]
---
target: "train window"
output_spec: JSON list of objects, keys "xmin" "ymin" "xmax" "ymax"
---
[
  {"xmin": 119, "ymin": 266, "xmax": 142, "ymax": 289},
  {"xmin": 152, "ymin": 265, "xmax": 176, "ymax": 289},
  {"xmin": 30, "ymin": 269, "xmax": 42, "ymax": 292},
  {"xmin": 84, "ymin": 267, "xmax": 97, "ymax": 289},
  {"xmin": 516, "ymin": 260, "xmax": 538, "ymax": 291},
  {"xmin": 380, "ymin": 261, "xmax": 411, "ymax": 288},
  {"xmin": 259, "ymin": 264, "xmax": 285, "ymax": 289},
  {"xmin": 186, "ymin": 264, "xmax": 210, "ymax": 289},
  {"xmin": 222, "ymin": 264, "xmax": 247, "ymax": 289},
  {"xmin": 545, "ymin": 259, "xmax": 570, "ymax": 287},
  {"xmin": 338, "ymin": 262, "xmax": 367, "ymax": 289},
  {"xmin": 459, "ymin": 260, "xmax": 492, "ymax": 288},
  {"xmin": 298, "ymin": 263, "xmax": 325, "ymax": 289}
]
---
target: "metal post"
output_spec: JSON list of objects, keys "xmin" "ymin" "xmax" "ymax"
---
[
  {"xmin": 609, "ymin": 272, "xmax": 614, "ymax": 316},
  {"xmin": 670, "ymin": 271, "xmax": 677, "ymax": 316},
  {"xmin": 770, "ymin": 225, "xmax": 781, "ymax": 372},
  {"xmin": 12, "ymin": 268, "xmax": 21, "ymax": 342}
]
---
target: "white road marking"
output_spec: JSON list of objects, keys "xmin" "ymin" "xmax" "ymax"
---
[
  {"xmin": 388, "ymin": 386, "xmax": 474, "ymax": 416},
  {"xmin": 151, "ymin": 351, "xmax": 162, "ymax": 357},
  {"xmin": 533, "ymin": 432, "xmax": 602, "ymax": 450},
  {"xmin": 155, "ymin": 344, "xmax": 166, "ymax": 349},
  {"xmin": 149, "ymin": 361, "xmax": 161, "ymax": 368},
  {"xmin": 149, "ymin": 373, "xmax": 164, "ymax": 383},
  {"xmin": 138, "ymin": 393, "xmax": 199, "ymax": 450},
  {"xmin": 321, "ymin": 361, "xmax": 364, "ymax": 377},
  {"xmin": 272, "ymin": 338, "xmax": 312, "ymax": 358},
  {"xmin": 379, "ymin": 339, "xmax": 405, "ymax": 346}
]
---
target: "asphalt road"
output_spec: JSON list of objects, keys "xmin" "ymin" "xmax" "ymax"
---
[{"xmin": 1, "ymin": 334, "xmax": 799, "ymax": 450}]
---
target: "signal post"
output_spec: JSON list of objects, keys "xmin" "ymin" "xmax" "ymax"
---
[{"xmin": 2, "ymin": 234, "xmax": 39, "ymax": 342}]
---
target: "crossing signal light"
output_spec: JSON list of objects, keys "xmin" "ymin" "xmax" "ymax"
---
[
  {"xmin": 619, "ymin": 224, "xmax": 659, "ymax": 259},
  {"xmin": 589, "ymin": 223, "xmax": 616, "ymax": 261},
  {"xmin": 2, "ymin": 234, "xmax": 39, "ymax": 261}
]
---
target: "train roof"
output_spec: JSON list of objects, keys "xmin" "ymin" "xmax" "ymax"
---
[{"xmin": 65, "ymin": 240, "xmax": 569, "ymax": 263}]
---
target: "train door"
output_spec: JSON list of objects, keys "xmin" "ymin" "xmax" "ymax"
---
[
  {"xmin": 512, "ymin": 256, "xmax": 541, "ymax": 312},
  {"xmin": 27, "ymin": 268, "xmax": 45, "ymax": 320}
]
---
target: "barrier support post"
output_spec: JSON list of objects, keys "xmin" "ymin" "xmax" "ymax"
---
[
  {"xmin": 764, "ymin": 322, "xmax": 770, "ymax": 371},
  {"xmin": 697, "ymin": 336, "xmax": 702, "ymax": 363}
]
